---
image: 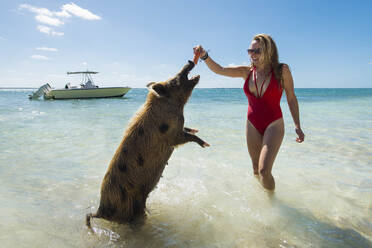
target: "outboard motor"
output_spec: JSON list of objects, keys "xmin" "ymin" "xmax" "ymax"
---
[{"xmin": 28, "ymin": 83, "xmax": 51, "ymax": 100}]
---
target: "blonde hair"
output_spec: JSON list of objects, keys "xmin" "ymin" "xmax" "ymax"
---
[{"xmin": 251, "ymin": 34, "xmax": 285, "ymax": 85}]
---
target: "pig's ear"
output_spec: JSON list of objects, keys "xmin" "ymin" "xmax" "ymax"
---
[
  {"xmin": 146, "ymin": 82, "xmax": 156, "ymax": 88},
  {"xmin": 147, "ymin": 82, "xmax": 169, "ymax": 97}
]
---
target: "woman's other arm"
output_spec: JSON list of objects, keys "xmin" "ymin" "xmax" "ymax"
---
[{"xmin": 282, "ymin": 64, "xmax": 305, "ymax": 143}]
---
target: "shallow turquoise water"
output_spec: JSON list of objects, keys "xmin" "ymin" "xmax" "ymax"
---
[{"xmin": 0, "ymin": 88, "xmax": 371, "ymax": 247}]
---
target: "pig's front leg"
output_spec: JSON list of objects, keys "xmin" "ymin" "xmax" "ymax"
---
[{"xmin": 172, "ymin": 131, "xmax": 210, "ymax": 147}]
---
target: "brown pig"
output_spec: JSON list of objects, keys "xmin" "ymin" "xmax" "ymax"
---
[{"xmin": 86, "ymin": 60, "xmax": 209, "ymax": 228}]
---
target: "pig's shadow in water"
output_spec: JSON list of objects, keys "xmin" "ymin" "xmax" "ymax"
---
[
  {"xmin": 86, "ymin": 199, "xmax": 372, "ymax": 247},
  {"xmin": 270, "ymin": 196, "xmax": 372, "ymax": 248}
]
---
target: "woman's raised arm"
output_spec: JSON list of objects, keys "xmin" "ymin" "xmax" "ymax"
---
[{"xmin": 194, "ymin": 45, "xmax": 250, "ymax": 80}]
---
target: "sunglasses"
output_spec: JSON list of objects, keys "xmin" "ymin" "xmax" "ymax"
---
[{"xmin": 247, "ymin": 48, "xmax": 261, "ymax": 54}]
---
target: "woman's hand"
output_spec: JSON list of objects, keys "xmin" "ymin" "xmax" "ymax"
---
[
  {"xmin": 295, "ymin": 127, "xmax": 305, "ymax": 143},
  {"xmin": 193, "ymin": 45, "xmax": 207, "ymax": 58}
]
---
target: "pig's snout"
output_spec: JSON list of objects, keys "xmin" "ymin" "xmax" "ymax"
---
[{"xmin": 187, "ymin": 60, "xmax": 195, "ymax": 71}]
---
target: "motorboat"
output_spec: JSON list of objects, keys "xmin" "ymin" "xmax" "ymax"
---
[{"xmin": 29, "ymin": 71, "xmax": 131, "ymax": 100}]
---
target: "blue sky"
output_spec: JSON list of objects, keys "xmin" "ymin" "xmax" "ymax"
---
[{"xmin": 0, "ymin": 0, "xmax": 371, "ymax": 88}]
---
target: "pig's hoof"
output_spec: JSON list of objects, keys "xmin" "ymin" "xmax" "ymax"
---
[
  {"xmin": 202, "ymin": 142, "xmax": 210, "ymax": 147},
  {"xmin": 184, "ymin": 127, "xmax": 198, "ymax": 134},
  {"xmin": 189, "ymin": 129, "xmax": 198, "ymax": 134},
  {"xmin": 86, "ymin": 213, "xmax": 93, "ymax": 229}
]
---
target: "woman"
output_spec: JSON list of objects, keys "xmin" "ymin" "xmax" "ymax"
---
[{"xmin": 194, "ymin": 34, "xmax": 305, "ymax": 191}]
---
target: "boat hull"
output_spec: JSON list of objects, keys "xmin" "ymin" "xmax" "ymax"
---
[{"xmin": 44, "ymin": 87, "xmax": 130, "ymax": 100}]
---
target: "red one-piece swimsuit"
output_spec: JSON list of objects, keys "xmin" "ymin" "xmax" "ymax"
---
[{"xmin": 243, "ymin": 67, "xmax": 283, "ymax": 135}]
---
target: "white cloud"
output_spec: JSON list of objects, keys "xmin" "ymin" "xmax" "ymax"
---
[
  {"xmin": 35, "ymin": 14, "xmax": 64, "ymax": 26},
  {"xmin": 19, "ymin": 3, "xmax": 101, "ymax": 37},
  {"xmin": 0, "ymin": 36, "xmax": 6, "ymax": 40},
  {"xmin": 37, "ymin": 25, "xmax": 51, "ymax": 34},
  {"xmin": 54, "ymin": 10, "xmax": 71, "ymax": 18},
  {"xmin": 31, "ymin": 55, "xmax": 50, "ymax": 60},
  {"xmin": 61, "ymin": 3, "xmax": 101, "ymax": 20},
  {"xmin": 37, "ymin": 25, "xmax": 64, "ymax": 36},
  {"xmin": 52, "ymin": 31, "xmax": 64, "ymax": 36},
  {"xmin": 20, "ymin": 3, "xmax": 101, "ymax": 22},
  {"xmin": 369, "ymin": 62, "xmax": 372, "ymax": 65},
  {"xmin": 83, "ymin": 62, "xmax": 88, "ymax": 66},
  {"xmin": 36, "ymin": 47, "xmax": 58, "ymax": 52},
  {"xmin": 20, "ymin": 4, "xmax": 53, "ymax": 16}
]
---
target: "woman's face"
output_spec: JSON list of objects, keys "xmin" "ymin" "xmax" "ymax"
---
[{"xmin": 248, "ymin": 40, "xmax": 263, "ymax": 66}]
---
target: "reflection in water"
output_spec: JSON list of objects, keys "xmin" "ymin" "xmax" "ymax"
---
[{"xmin": 267, "ymin": 197, "xmax": 372, "ymax": 248}]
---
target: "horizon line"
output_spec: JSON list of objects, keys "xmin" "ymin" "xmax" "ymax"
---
[{"xmin": 1, "ymin": 87, "xmax": 372, "ymax": 90}]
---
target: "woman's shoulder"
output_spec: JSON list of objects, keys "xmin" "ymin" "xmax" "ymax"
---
[
  {"xmin": 240, "ymin": 65, "xmax": 253, "ymax": 79},
  {"xmin": 238, "ymin": 65, "xmax": 253, "ymax": 74}
]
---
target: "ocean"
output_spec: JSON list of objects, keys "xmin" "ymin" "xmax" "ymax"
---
[{"xmin": 0, "ymin": 88, "xmax": 371, "ymax": 248}]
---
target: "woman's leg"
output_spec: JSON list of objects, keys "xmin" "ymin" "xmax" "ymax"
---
[
  {"xmin": 258, "ymin": 118, "xmax": 284, "ymax": 190},
  {"xmin": 246, "ymin": 120, "xmax": 263, "ymax": 175}
]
